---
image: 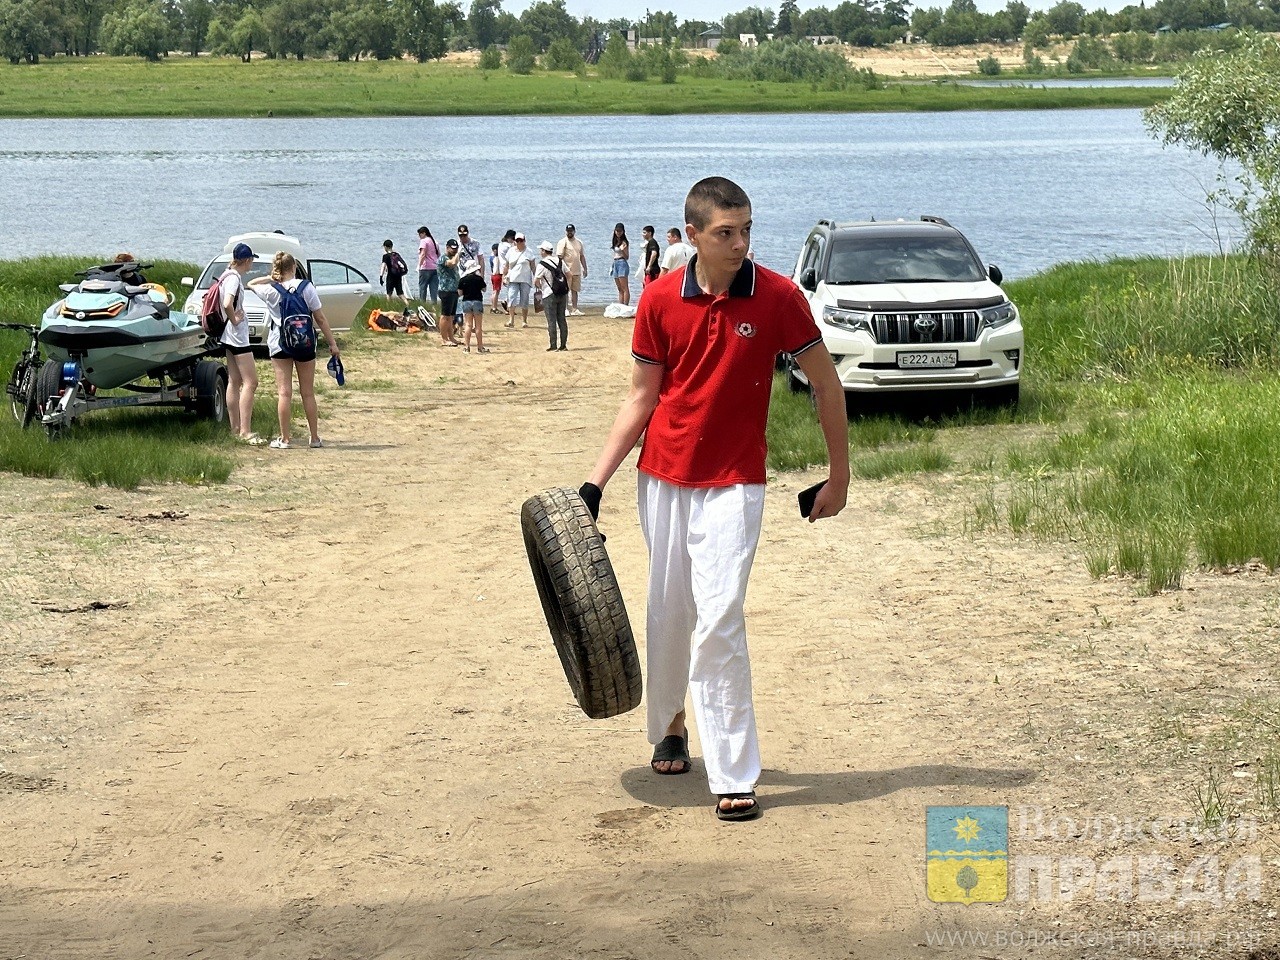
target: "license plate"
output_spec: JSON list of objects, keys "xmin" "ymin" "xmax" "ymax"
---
[{"xmin": 898, "ymin": 351, "xmax": 958, "ymax": 369}]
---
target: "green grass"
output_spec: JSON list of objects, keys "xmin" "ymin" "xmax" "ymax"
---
[
  {"xmin": 0, "ymin": 409, "xmax": 235, "ymax": 488},
  {"xmin": 0, "ymin": 56, "xmax": 1169, "ymax": 118},
  {"xmin": 767, "ymin": 253, "xmax": 1280, "ymax": 591},
  {"xmin": 0, "ymin": 255, "xmax": 370, "ymax": 489}
]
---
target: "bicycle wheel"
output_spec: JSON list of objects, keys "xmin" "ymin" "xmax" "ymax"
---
[{"xmin": 8, "ymin": 361, "xmax": 37, "ymax": 428}]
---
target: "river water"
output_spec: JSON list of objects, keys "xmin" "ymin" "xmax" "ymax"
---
[{"xmin": 0, "ymin": 109, "xmax": 1232, "ymax": 302}]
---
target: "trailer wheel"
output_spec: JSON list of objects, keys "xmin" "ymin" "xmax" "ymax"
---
[
  {"xmin": 194, "ymin": 361, "xmax": 227, "ymax": 422},
  {"xmin": 521, "ymin": 487, "xmax": 642, "ymax": 720},
  {"xmin": 36, "ymin": 359, "xmax": 64, "ymax": 419}
]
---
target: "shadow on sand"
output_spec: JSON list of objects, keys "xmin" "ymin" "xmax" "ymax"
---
[{"xmin": 621, "ymin": 761, "xmax": 1036, "ymax": 809}]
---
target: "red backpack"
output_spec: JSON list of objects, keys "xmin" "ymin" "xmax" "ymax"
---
[{"xmin": 200, "ymin": 271, "xmax": 232, "ymax": 339}]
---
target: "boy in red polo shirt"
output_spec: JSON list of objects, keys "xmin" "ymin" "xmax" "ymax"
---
[{"xmin": 579, "ymin": 177, "xmax": 851, "ymax": 821}]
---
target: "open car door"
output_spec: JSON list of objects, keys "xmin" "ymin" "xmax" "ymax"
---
[{"xmin": 307, "ymin": 260, "xmax": 371, "ymax": 331}]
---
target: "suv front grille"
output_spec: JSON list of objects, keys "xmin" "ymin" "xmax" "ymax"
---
[{"xmin": 873, "ymin": 311, "xmax": 979, "ymax": 345}]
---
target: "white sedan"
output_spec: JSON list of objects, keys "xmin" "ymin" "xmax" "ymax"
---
[{"xmin": 181, "ymin": 233, "xmax": 371, "ymax": 351}]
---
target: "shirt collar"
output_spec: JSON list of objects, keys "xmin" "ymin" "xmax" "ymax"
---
[{"xmin": 681, "ymin": 254, "xmax": 757, "ymax": 299}]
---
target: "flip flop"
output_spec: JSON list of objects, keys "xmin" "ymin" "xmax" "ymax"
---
[
  {"xmin": 715, "ymin": 792, "xmax": 761, "ymax": 822},
  {"xmin": 650, "ymin": 731, "xmax": 690, "ymax": 775}
]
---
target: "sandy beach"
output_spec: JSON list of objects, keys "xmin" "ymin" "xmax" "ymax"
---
[{"xmin": 1, "ymin": 311, "xmax": 1275, "ymax": 957}]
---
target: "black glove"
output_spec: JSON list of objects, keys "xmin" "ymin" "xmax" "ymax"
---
[{"xmin": 578, "ymin": 482, "xmax": 602, "ymax": 522}]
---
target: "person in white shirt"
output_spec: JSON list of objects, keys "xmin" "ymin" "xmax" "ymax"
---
[
  {"xmin": 660, "ymin": 228, "xmax": 694, "ymax": 275},
  {"xmin": 495, "ymin": 229, "xmax": 516, "ymax": 315},
  {"xmin": 247, "ymin": 252, "xmax": 341, "ymax": 450},
  {"xmin": 555, "ymin": 224, "xmax": 588, "ymax": 316},
  {"xmin": 217, "ymin": 242, "xmax": 264, "ymax": 444},
  {"xmin": 503, "ymin": 233, "xmax": 536, "ymax": 329}
]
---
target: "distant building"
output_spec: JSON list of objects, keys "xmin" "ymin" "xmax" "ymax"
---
[
  {"xmin": 739, "ymin": 33, "xmax": 776, "ymax": 47},
  {"xmin": 625, "ymin": 28, "xmax": 664, "ymax": 49},
  {"xmin": 804, "ymin": 34, "xmax": 840, "ymax": 45},
  {"xmin": 698, "ymin": 26, "xmax": 723, "ymax": 49}
]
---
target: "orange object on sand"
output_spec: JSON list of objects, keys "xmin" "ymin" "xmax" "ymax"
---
[{"xmin": 366, "ymin": 309, "xmax": 426, "ymax": 333}]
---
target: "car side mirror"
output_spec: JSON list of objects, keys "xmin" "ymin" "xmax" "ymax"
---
[
  {"xmin": 800, "ymin": 268, "xmax": 817, "ymax": 292},
  {"xmin": 181, "ymin": 276, "xmax": 194, "ymax": 286},
  {"xmin": 988, "ymin": 264, "xmax": 1003, "ymax": 285}
]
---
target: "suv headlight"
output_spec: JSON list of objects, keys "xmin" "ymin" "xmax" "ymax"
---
[
  {"xmin": 822, "ymin": 304, "xmax": 873, "ymax": 335},
  {"xmin": 980, "ymin": 300, "xmax": 1019, "ymax": 329}
]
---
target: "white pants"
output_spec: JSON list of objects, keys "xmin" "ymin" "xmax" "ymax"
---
[{"xmin": 637, "ymin": 474, "xmax": 766, "ymax": 794}]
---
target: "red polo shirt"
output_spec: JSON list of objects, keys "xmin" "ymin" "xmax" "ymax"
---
[{"xmin": 631, "ymin": 256, "xmax": 823, "ymax": 488}]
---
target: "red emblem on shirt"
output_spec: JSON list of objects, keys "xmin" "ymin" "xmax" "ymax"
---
[{"xmin": 736, "ymin": 322, "xmax": 757, "ymax": 338}]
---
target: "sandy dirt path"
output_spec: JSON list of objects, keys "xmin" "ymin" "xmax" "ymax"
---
[{"xmin": 1, "ymin": 314, "xmax": 1276, "ymax": 958}]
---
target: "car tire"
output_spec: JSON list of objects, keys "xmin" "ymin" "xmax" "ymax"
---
[
  {"xmin": 194, "ymin": 360, "xmax": 228, "ymax": 422},
  {"xmin": 520, "ymin": 487, "xmax": 642, "ymax": 720}
]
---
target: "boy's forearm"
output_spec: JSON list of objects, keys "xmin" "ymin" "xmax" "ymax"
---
[{"xmin": 800, "ymin": 348, "xmax": 851, "ymax": 484}]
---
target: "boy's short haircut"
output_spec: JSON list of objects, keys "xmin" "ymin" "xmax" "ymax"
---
[
  {"xmin": 684, "ymin": 176, "xmax": 751, "ymax": 230},
  {"xmin": 667, "ymin": 228, "xmax": 682, "ymax": 239},
  {"xmin": 383, "ymin": 239, "xmax": 394, "ymax": 249},
  {"xmin": 643, "ymin": 225, "xmax": 655, "ymax": 234}
]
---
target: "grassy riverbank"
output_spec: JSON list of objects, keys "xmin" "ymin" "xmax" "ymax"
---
[
  {"xmin": 0, "ymin": 56, "xmax": 1167, "ymax": 118},
  {"xmin": 766, "ymin": 253, "xmax": 1280, "ymax": 591}
]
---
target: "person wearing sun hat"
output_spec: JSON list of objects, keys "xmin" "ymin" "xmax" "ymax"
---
[
  {"xmin": 534, "ymin": 239, "xmax": 570, "ymax": 351},
  {"xmin": 458, "ymin": 258, "xmax": 489, "ymax": 353}
]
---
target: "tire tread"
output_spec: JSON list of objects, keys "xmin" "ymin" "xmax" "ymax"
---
[{"xmin": 521, "ymin": 487, "xmax": 641, "ymax": 719}]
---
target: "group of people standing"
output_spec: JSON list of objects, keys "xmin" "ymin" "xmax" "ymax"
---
[{"xmin": 378, "ymin": 222, "xmax": 698, "ymax": 349}]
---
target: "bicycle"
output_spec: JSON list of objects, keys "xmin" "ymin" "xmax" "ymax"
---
[{"xmin": 2, "ymin": 322, "xmax": 43, "ymax": 429}]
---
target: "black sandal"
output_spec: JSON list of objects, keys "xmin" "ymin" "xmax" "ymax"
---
[
  {"xmin": 650, "ymin": 732, "xmax": 690, "ymax": 775},
  {"xmin": 715, "ymin": 792, "xmax": 761, "ymax": 822}
]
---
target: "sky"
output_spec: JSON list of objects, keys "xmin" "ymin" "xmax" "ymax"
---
[{"xmin": 504, "ymin": 0, "xmax": 1104, "ymax": 24}]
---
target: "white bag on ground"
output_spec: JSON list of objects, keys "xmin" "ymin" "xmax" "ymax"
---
[{"xmin": 603, "ymin": 302, "xmax": 637, "ymax": 319}]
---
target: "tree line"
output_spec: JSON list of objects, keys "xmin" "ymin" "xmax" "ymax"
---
[{"xmin": 1, "ymin": 0, "xmax": 1273, "ymax": 64}]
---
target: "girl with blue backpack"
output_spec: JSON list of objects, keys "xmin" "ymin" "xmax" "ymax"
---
[{"xmin": 248, "ymin": 251, "xmax": 342, "ymax": 450}]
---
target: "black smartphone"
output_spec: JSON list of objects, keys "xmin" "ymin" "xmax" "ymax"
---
[{"xmin": 798, "ymin": 480, "xmax": 827, "ymax": 519}]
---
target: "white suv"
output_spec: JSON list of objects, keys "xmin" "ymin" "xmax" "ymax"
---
[
  {"xmin": 790, "ymin": 217, "xmax": 1023, "ymax": 406},
  {"xmin": 180, "ymin": 233, "xmax": 372, "ymax": 354}
]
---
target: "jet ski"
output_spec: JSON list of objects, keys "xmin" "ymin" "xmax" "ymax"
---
[{"xmin": 39, "ymin": 261, "xmax": 210, "ymax": 390}]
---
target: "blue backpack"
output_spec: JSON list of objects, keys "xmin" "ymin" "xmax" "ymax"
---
[{"xmin": 272, "ymin": 280, "xmax": 316, "ymax": 358}]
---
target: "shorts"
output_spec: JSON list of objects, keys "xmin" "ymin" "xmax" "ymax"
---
[
  {"xmin": 270, "ymin": 349, "xmax": 316, "ymax": 364},
  {"xmin": 224, "ymin": 343, "xmax": 255, "ymax": 356},
  {"xmin": 491, "ymin": 274, "xmax": 503, "ymax": 293},
  {"xmin": 440, "ymin": 290, "xmax": 459, "ymax": 317},
  {"xmin": 611, "ymin": 259, "xmax": 629, "ymax": 279},
  {"xmin": 461, "ymin": 299, "xmax": 483, "ymax": 315},
  {"xmin": 386, "ymin": 274, "xmax": 405, "ymax": 295},
  {"xmin": 568, "ymin": 273, "xmax": 582, "ymax": 293},
  {"xmin": 507, "ymin": 281, "xmax": 531, "ymax": 308}
]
